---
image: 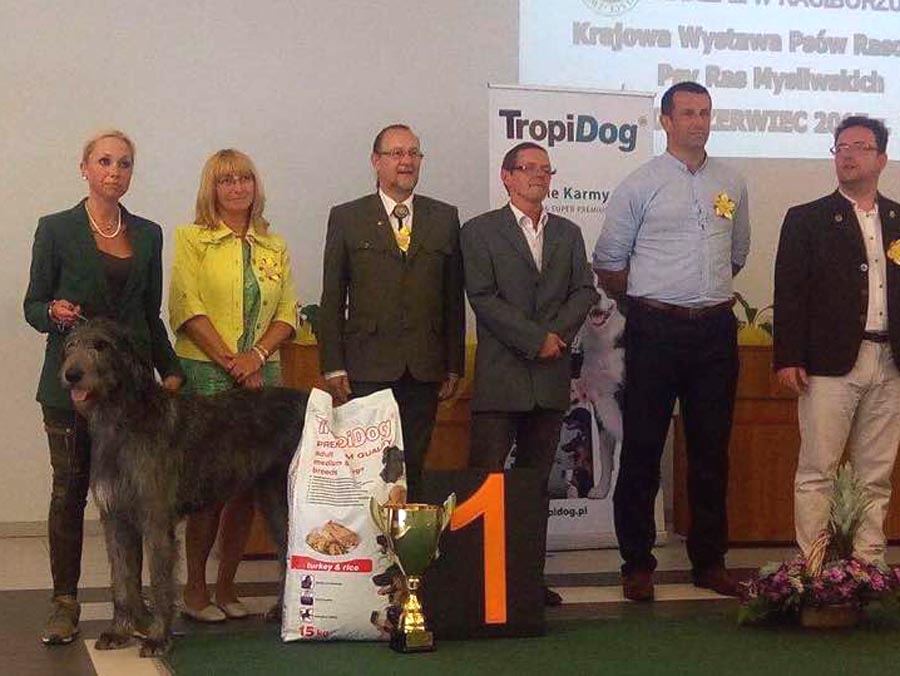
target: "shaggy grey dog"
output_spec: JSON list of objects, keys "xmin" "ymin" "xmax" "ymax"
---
[{"xmin": 60, "ymin": 319, "xmax": 307, "ymax": 657}]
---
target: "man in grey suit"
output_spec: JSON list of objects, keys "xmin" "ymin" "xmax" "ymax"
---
[
  {"xmin": 319, "ymin": 124, "xmax": 465, "ymax": 500},
  {"xmin": 461, "ymin": 141, "xmax": 598, "ymax": 606}
]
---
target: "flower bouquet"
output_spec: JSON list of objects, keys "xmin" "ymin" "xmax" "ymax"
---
[{"xmin": 739, "ymin": 464, "xmax": 900, "ymax": 627}]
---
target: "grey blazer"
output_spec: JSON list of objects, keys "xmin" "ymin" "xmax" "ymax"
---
[{"xmin": 461, "ymin": 205, "xmax": 598, "ymax": 412}]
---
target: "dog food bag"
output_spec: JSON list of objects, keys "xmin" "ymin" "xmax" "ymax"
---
[{"xmin": 282, "ymin": 387, "xmax": 407, "ymax": 641}]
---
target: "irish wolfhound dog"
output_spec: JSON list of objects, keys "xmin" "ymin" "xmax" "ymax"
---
[{"xmin": 60, "ymin": 319, "xmax": 307, "ymax": 657}]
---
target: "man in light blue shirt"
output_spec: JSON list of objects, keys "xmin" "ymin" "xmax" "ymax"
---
[{"xmin": 593, "ymin": 82, "xmax": 750, "ymax": 601}]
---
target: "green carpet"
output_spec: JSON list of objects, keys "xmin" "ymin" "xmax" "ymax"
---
[{"xmin": 165, "ymin": 609, "xmax": 900, "ymax": 675}]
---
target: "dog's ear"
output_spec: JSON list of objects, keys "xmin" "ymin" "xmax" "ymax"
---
[{"xmin": 103, "ymin": 321, "xmax": 156, "ymax": 393}]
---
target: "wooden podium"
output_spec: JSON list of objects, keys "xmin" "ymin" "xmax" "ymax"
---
[
  {"xmin": 673, "ymin": 345, "xmax": 900, "ymax": 543},
  {"xmin": 243, "ymin": 342, "xmax": 474, "ymax": 555}
]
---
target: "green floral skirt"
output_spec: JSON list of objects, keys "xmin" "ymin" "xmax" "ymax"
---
[{"xmin": 180, "ymin": 358, "xmax": 281, "ymax": 396}]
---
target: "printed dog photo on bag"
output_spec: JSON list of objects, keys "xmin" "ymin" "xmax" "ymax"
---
[
  {"xmin": 370, "ymin": 563, "xmax": 406, "ymax": 638},
  {"xmin": 372, "ymin": 563, "xmax": 406, "ymax": 605},
  {"xmin": 380, "ymin": 445, "xmax": 405, "ymax": 483},
  {"xmin": 369, "ymin": 604, "xmax": 403, "ymax": 638},
  {"xmin": 374, "ymin": 445, "xmax": 408, "ymax": 505}
]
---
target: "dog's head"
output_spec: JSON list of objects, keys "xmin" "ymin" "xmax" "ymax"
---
[
  {"xmin": 380, "ymin": 445, "xmax": 406, "ymax": 484},
  {"xmin": 371, "ymin": 563, "xmax": 401, "ymax": 588},
  {"xmin": 61, "ymin": 319, "xmax": 155, "ymax": 415},
  {"xmin": 372, "ymin": 563, "xmax": 407, "ymax": 605},
  {"xmin": 585, "ymin": 293, "xmax": 617, "ymax": 330}
]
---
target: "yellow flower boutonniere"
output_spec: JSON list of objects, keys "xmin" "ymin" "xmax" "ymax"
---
[
  {"xmin": 257, "ymin": 256, "xmax": 282, "ymax": 282},
  {"xmin": 887, "ymin": 239, "xmax": 900, "ymax": 266},
  {"xmin": 714, "ymin": 191, "xmax": 736, "ymax": 221}
]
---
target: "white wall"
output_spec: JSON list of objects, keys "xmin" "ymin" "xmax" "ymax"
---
[
  {"xmin": 2, "ymin": 1, "xmax": 896, "ymax": 524},
  {"xmin": 0, "ymin": 0, "xmax": 518, "ymax": 523}
]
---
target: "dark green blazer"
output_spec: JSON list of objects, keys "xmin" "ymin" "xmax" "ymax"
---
[
  {"xmin": 319, "ymin": 193, "xmax": 465, "ymax": 383},
  {"xmin": 24, "ymin": 200, "xmax": 182, "ymax": 409},
  {"xmin": 774, "ymin": 190, "xmax": 900, "ymax": 374}
]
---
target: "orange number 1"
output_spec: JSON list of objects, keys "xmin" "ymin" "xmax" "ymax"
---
[{"xmin": 449, "ymin": 473, "xmax": 507, "ymax": 624}]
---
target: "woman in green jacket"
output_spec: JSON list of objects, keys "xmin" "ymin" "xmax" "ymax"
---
[
  {"xmin": 169, "ymin": 149, "xmax": 297, "ymax": 623},
  {"xmin": 23, "ymin": 130, "xmax": 183, "ymax": 646}
]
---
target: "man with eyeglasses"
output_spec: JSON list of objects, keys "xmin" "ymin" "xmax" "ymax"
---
[
  {"xmin": 593, "ymin": 81, "xmax": 750, "ymax": 601},
  {"xmin": 319, "ymin": 123, "xmax": 465, "ymax": 500},
  {"xmin": 461, "ymin": 141, "xmax": 597, "ymax": 606},
  {"xmin": 774, "ymin": 115, "xmax": 900, "ymax": 564}
]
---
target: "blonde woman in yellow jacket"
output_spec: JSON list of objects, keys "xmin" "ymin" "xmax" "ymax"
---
[{"xmin": 169, "ymin": 149, "xmax": 298, "ymax": 623}]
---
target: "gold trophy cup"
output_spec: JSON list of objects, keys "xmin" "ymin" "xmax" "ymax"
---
[{"xmin": 369, "ymin": 494, "xmax": 456, "ymax": 652}]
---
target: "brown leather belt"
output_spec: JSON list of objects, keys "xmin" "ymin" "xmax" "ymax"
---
[
  {"xmin": 630, "ymin": 296, "xmax": 735, "ymax": 320},
  {"xmin": 863, "ymin": 331, "xmax": 890, "ymax": 343}
]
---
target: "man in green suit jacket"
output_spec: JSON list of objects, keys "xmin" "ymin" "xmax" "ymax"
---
[{"xmin": 318, "ymin": 124, "xmax": 465, "ymax": 499}]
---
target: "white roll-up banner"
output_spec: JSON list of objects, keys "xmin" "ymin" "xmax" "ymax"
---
[{"xmin": 488, "ymin": 84, "xmax": 666, "ymax": 550}]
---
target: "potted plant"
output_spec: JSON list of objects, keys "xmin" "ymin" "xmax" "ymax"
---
[
  {"xmin": 295, "ymin": 303, "xmax": 319, "ymax": 346},
  {"xmin": 734, "ymin": 291, "xmax": 773, "ymax": 346},
  {"xmin": 739, "ymin": 464, "xmax": 900, "ymax": 628}
]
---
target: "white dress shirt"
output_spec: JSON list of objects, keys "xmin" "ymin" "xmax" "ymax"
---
[
  {"xmin": 508, "ymin": 201, "xmax": 548, "ymax": 270},
  {"xmin": 842, "ymin": 190, "xmax": 887, "ymax": 332}
]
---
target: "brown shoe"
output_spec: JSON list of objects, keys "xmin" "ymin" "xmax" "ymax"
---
[
  {"xmin": 41, "ymin": 595, "xmax": 81, "ymax": 645},
  {"xmin": 693, "ymin": 565, "xmax": 741, "ymax": 597},
  {"xmin": 543, "ymin": 586, "xmax": 563, "ymax": 607},
  {"xmin": 621, "ymin": 570, "xmax": 654, "ymax": 601}
]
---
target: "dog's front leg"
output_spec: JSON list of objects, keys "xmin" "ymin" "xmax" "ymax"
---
[
  {"xmin": 95, "ymin": 512, "xmax": 140, "ymax": 650},
  {"xmin": 139, "ymin": 518, "xmax": 177, "ymax": 657}
]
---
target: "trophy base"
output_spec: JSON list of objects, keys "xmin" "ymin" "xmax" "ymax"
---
[{"xmin": 390, "ymin": 629, "xmax": 435, "ymax": 653}]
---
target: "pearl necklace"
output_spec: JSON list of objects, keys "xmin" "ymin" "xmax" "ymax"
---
[{"xmin": 86, "ymin": 203, "xmax": 123, "ymax": 239}]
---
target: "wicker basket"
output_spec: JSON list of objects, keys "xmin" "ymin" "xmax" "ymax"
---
[{"xmin": 800, "ymin": 605, "xmax": 861, "ymax": 629}]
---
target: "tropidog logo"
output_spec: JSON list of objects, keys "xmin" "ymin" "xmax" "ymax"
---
[
  {"xmin": 581, "ymin": 0, "xmax": 640, "ymax": 16},
  {"xmin": 499, "ymin": 109, "xmax": 642, "ymax": 153}
]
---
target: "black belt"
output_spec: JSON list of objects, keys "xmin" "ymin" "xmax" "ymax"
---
[
  {"xmin": 629, "ymin": 296, "xmax": 735, "ymax": 320},
  {"xmin": 863, "ymin": 331, "xmax": 890, "ymax": 343}
]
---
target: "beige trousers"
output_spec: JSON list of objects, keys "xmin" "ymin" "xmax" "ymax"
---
[{"xmin": 795, "ymin": 341, "xmax": 900, "ymax": 563}]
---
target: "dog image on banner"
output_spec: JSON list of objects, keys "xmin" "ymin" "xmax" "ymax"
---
[
  {"xmin": 282, "ymin": 388, "xmax": 407, "ymax": 641},
  {"xmin": 561, "ymin": 290, "xmax": 626, "ymax": 500},
  {"xmin": 505, "ymin": 287, "xmax": 635, "ymax": 551},
  {"xmin": 512, "ymin": 289, "xmax": 625, "ymax": 502}
]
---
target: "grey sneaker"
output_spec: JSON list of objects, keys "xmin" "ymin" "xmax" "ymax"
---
[{"xmin": 41, "ymin": 595, "xmax": 81, "ymax": 645}]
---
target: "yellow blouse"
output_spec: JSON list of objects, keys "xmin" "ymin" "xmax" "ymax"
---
[{"xmin": 169, "ymin": 222, "xmax": 298, "ymax": 361}]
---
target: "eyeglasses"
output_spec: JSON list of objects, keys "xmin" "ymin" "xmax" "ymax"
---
[
  {"xmin": 217, "ymin": 174, "xmax": 254, "ymax": 187},
  {"xmin": 511, "ymin": 164, "xmax": 556, "ymax": 177},
  {"xmin": 377, "ymin": 148, "xmax": 424, "ymax": 161},
  {"xmin": 830, "ymin": 142, "xmax": 879, "ymax": 156}
]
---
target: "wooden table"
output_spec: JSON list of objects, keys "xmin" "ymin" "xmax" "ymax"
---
[{"xmin": 673, "ymin": 345, "xmax": 900, "ymax": 543}]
